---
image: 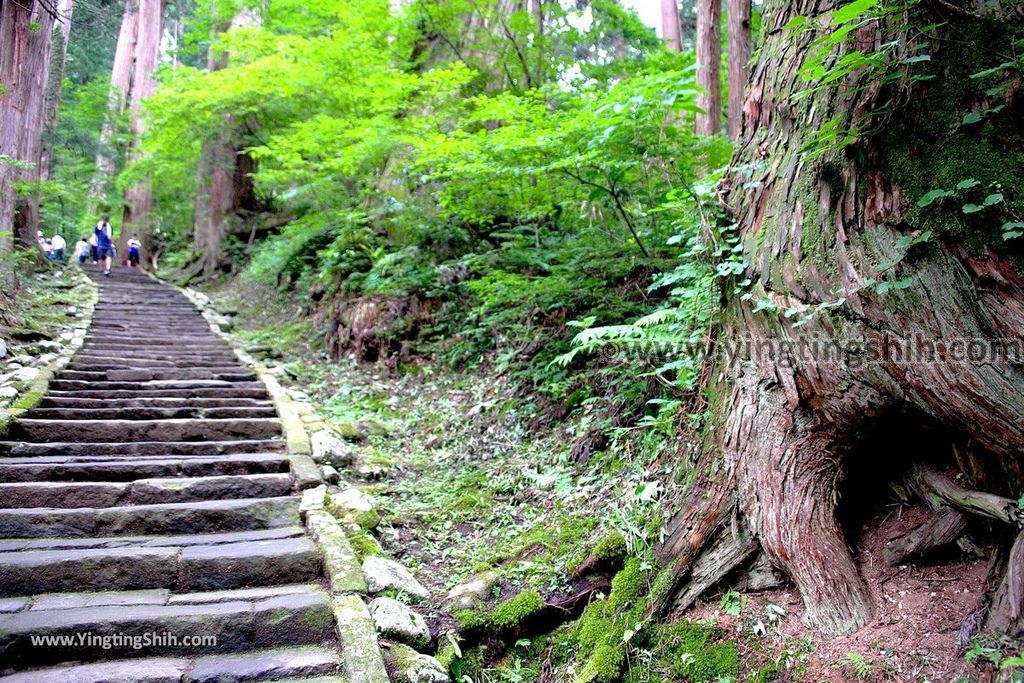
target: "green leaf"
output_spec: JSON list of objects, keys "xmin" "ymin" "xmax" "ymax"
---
[
  {"xmin": 782, "ymin": 15, "xmax": 807, "ymax": 31},
  {"xmin": 917, "ymin": 189, "xmax": 953, "ymax": 207},
  {"xmin": 962, "ymin": 203, "xmax": 984, "ymax": 214},
  {"xmin": 828, "ymin": 0, "xmax": 880, "ymax": 26},
  {"xmin": 962, "ymin": 112, "xmax": 982, "ymax": 125},
  {"xmin": 875, "ymin": 277, "xmax": 913, "ymax": 295},
  {"xmin": 1003, "ymin": 222, "xmax": 1024, "ymax": 241},
  {"xmin": 983, "ymin": 193, "xmax": 1004, "ymax": 207},
  {"xmin": 955, "ymin": 178, "xmax": 980, "ymax": 190}
]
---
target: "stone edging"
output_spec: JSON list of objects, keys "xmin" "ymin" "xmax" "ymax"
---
[
  {"xmin": 0, "ymin": 269, "xmax": 98, "ymax": 436},
  {"xmin": 147, "ymin": 273, "xmax": 394, "ymax": 683}
]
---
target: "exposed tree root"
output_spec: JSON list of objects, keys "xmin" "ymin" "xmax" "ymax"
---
[{"xmin": 883, "ymin": 506, "xmax": 968, "ymax": 566}]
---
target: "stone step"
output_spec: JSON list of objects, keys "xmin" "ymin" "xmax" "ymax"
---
[
  {"xmin": 0, "ymin": 536, "xmax": 319, "ymax": 596},
  {"xmin": 0, "ymin": 645, "xmax": 345, "ymax": 683},
  {"xmin": 37, "ymin": 396, "xmax": 274, "ymax": 409},
  {"xmin": 45, "ymin": 388, "xmax": 271, "ymax": 399},
  {"xmin": 0, "ymin": 440, "xmax": 285, "ymax": 457},
  {"xmin": 89, "ymin": 326, "xmax": 215, "ymax": 336},
  {"xmin": 68, "ymin": 356, "xmax": 240, "ymax": 368},
  {"xmin": 0, "ymin": 496, "xmax": 299, "ymax": 538},
  {"xmin": 0, "ymin": 454, "xmax": 289, "ymax": 483},
  {"xmin": 0, "ymin": 526, "xmax": 306, "ymax": 553},
  {"xmin": 80, "ymin": 338, "xmax": 229, "ymax": 347},
  {"xmin": 77, "ymin": 343, "xmax": 234, "ymax": 353},
  {"xmin": 59, "ymin": 369, "xmax": 257, "ymax": 382},
  {"xmin": 0, "ymin": 473, "xmax": 292, "ymax": 508},
  {"xmin": 47, "ymin": 380, "xmax": 267, "ymax": 393},
  {"xmin": 28, "ymin": 406, "xmax": 279, "ymax": 420},
  {"xmin": 9, "ymin": 418, "xmax": 281, "ymax": 443},
  {"xmin": 0, "ymin": 584, "xmax": 335, "ymax": 667}
]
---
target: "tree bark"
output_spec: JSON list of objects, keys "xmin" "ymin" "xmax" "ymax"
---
[
  {"xmin": 695, "ymin": 0, "xmax": 721, "ymax": 135},
  {"xmin": 655, "ymin": 0, "xmax": 1024, "ymax": 638},
  {"xmin": 39, "ymin": 0, "xmax": 73, "ymax": 183},
  {"xmin": 120, "ymin": 0, "xmax": 167, "ymax": 261},
  {"xmin": 0, "ymin": 0, "xmax": 57, "ymax": 254},
  {"xmin": 661, "ymin": 0, "xmax": 682, "ymax": 52},
  {"xmin": 726, "ymin": 0, "xmax": 751, "ymax": 140},
  {"xmin": 88, "ymin": 0, "xmax": 139, "ymax": 211}
]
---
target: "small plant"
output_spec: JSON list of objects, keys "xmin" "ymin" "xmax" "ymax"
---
[
  {"xmin": 965, "ymin": 636, "xmax": 1003, "ymax": 667},
  {"xmin": 718, "ymin": 590, "xmax": 745, "ymax": 617},
  {"xmin": 834, "ymin": 652, "xmax": 872, "ymax": 680}
]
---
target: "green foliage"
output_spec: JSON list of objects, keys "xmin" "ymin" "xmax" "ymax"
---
[{"xmin": 876, "ymin": 18, "xmax": 1024, "ymax": 257}]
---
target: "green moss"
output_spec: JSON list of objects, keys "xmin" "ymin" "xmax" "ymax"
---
[
  {"xmin": 577, "ymin": 642, "xmax": 626, "ymax": 683},
  {"xmin": 628, "ymin": 621, "xmax": 740, "ymax": 683},
  {"xmin": 490, "ymin": 589, "xmax": 545, "ymax": 629},
  {"xmin": 454, "ymin": 608, "xmax": 489, "ymax": 630},
  {"xmin": 353, "ymin": 509, "xmax": 380, "ymax": 529},
  {"xmin": 569, "ymin": 558, "xmax": 648, "ymax": 680},
  {"xmin": 566, "ymin": 529, "xmax": 627, "ymax": 575},
  {"xmin": 608, "ymin": 557, "xmax": 645, "ymax": 610},
  {"xmin": 439, "ymin": 643, "xmax": 484, "ymax": 680},
  {"xmin": 11, "ymin": 388, "xmax": 45, "ymax": 411},
  {"xmin": 329, "ymin": 419, "xmax": 366, "ymax": 441},
  {"xmin": 346, "ymin": 529, "xmax": 383, "ymax": 560},
  {"xmin": 593, "ymin": 531, "xmax": 627, "ymax": 562},
  {"xmin": 877, "ymin": 16, "xmax": 1024, "ymax": 264},
  {"xmin": 436, "ymin": 643, "xmax": 458, "ymax": 669}
]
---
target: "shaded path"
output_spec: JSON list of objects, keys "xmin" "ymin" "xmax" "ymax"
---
[{"xmin": 0, "ymin": 268, "xmax": 346, "ymax": 682}]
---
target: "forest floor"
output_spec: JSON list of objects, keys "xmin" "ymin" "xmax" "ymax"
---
[
  {"xmin": 201, "ymin": 275, "xmax": 1002, "ymax": 683},
  {"xmin": 685, "ymin": 503, "xmax": 987, "ymax": 682}
]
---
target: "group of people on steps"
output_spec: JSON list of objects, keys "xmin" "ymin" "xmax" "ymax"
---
[{"xmin": 59, "ymin": 214, "xmax": 144, "ymax": 275}]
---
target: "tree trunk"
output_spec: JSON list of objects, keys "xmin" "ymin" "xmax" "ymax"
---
[
  {"xmin": 88, "ymin": 0, "xmax": 139, "ymax": 211},
  {"xmin": 0, "ymin": 0, "xmax": 57, "ymax": 253},
  {"xmin": 192, "ymin": 5, "xmax": 261, "ymax": 275},
  {"xmin": 655, "ymin": 0, "xmax": 1024, "ymax": 638},
  {"xmin": 726, "ymin": 0, "xmax": 751, "ymax": 140},
  {"xmin": 661, "ymin": 0, "xmax": 682, "ymax": 52},
  {"xmin": 120, "ymin": 0, "xmax": 167, "ymax": 262},
  {"xmin": 39, "ymin": 0, "xmax": 73, "ymax": 183},
  {"xmin": 695, "ymin": 0, "xmax": 721, "ymax": 135}
]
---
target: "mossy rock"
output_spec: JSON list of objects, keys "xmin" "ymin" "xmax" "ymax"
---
[
  {"xmin": 330, "ymin": 419, "xmax": 367, "ymax": 441},
  {"xmin": 490, "ymin": 589, "xmax": 545, "ymax": 630},
  {"xmin": 346, "ymin": 529, "xmax": 384, "ymax": 561}
]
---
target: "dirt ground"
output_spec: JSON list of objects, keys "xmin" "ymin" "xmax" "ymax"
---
[{"xmin": 687, "ymin": 503, "xmax": 992, "ymax": 682}]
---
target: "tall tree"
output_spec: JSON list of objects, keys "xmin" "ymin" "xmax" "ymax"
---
[
  {"xmin": 694, "ymin": 0, "xmax": 721, "ymax": 135},
  {"xmin": 655, "ymin": 0, "xmax": 1024, "ymax": 638},
  {"xmin": 661, "ymin": 0, "xmax": 682, "ymax": 52},
  {"xmin": 88, "ymin": 0, "xmax": 139, "ymax": 208},
  {"xmin": 40, "ymin": 0, "xmax": 74, "ymax": 182},
  {"xmin": 192, "ymin": 5, "xmax": 262, "ymax": 275},
  {"xmin": 120, "ymin": 0, "xmax": 167, "ymax": 258},
  {"xmin": 726, "ymin": 0, "xmax": 751, "ymax": 139},
  {"xmin": 0, "ymin": 0, "xmax": 59, "ymax": 257}
]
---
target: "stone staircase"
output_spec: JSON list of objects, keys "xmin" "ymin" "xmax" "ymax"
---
[{"xmin": 0, "ymin": 268, "xmax": 348, "ymax": 682}]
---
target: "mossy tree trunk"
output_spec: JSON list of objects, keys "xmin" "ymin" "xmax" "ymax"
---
[
  {"xmin": 120, "ymin": 0, "xmax": 167, "ymax": 262},
  {"xmin": 655, "ymin": 0, "xmax": 1024, "ymax": 637},
  {"xmin": 88, "ymin": 0, "xmax": 139, "ymax": 213},
  {"xmin": 0, "ymin": 0, "xmax": 57, "ymax": 252},
  {"xmin": 192, "ymin": 4, "xmax": 261, "ymax": 276}
]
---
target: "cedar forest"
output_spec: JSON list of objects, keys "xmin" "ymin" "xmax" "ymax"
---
[{"xmin": 2, "ymin": 0, "xmax": 1024, "ymax": 681}]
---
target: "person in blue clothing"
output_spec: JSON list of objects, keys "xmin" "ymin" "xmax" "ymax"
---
[{"xmin": 94, "ymin": 214, "xmax": 114, "ymax": 276}]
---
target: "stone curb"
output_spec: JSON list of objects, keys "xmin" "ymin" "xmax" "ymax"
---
[
  {"xmin": 145, "ymin": 271, "xmax": 391, "ymax": 683},
  {"xmin": 0, "ymin": 269, "xmax": 98, "ymax": 437}
]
